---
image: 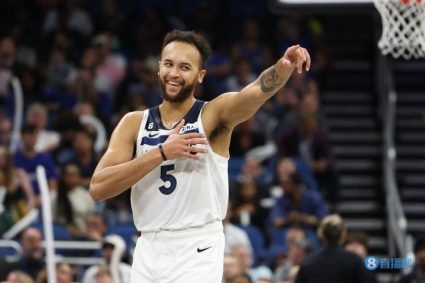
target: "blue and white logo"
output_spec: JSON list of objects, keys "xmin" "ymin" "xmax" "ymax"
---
[{"xmin": 364, "ymin": 256, "xmax": 379, "ymax": 271}]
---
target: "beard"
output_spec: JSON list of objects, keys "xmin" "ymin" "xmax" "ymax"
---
[{"xmin": 159, "ymin": 75, "xmax": 198, "ymax": 103}]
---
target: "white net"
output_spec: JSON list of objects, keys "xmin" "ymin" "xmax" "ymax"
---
[{"xmin": 374, "ymin": 0, "xmax": 425, "ymax": 59}]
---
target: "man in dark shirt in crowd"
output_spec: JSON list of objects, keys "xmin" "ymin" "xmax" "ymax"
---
[{"xmin": 10, "ymin": 227, "xmax": 45, "ymax": 279}]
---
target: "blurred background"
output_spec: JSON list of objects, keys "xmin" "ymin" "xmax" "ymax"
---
[{"xmin": 0, "ymin": 0, "xmax": 424, "ymax": 282}]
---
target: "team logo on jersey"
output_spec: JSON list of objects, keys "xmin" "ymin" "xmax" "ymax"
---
[{"xmin": 181, "ymin": 123, "xmax": 198, "ymax": 134}]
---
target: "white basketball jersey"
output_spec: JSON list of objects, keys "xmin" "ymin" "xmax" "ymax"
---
[{"xmin": 131, "ymin": 100, "xmax": 229, "ymax": 232}]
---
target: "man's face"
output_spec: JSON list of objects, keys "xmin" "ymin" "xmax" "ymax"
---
[
  {"xmin": 158, "ymin": 41, "xmax": 205, "ymax": 103},
  {"xmin": 57, "ymin": 263, "xmax": 73, "ymax": 283},
  {"xmin": 101, "ymin": 243, "xmax": 114, "ymax": 262},
  {"xmin": 223, "ymin": 255, "xmax": 241, "ymax": 280},
  {"xmin": 21, "ymin": 228, "xmax": 43, "ymax": 258}
]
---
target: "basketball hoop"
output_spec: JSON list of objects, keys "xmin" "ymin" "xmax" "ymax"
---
[{"xmin": 374, "ymin": 0, "xmax": 425, "ymax": 59}]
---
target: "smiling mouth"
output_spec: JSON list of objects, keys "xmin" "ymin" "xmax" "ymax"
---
[{"xmin": 167, "ymin": 81, "xmax": 182, "ymax": 86}]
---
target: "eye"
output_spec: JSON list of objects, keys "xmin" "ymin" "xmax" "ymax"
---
[
  {"xmin": 164, "ymin": 62, "xmax": 172, "ymax": 67},
  {"xmin": 181, "ymin": 66, "xmax": 190, "ymax": 71}
]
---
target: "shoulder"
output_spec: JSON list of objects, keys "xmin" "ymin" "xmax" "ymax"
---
[
  {"xmin": 112, "ymin": 111, "xmax": 144, "ymax": 137},
  {"xmin": 120, "ymin": 111, "xmax": 144, "ymax": 125},
  {"xmin": 300, "ymin": 249, "xmax": 321, "ymax": 266},
  {"xmin": 203, "ymin": 92, "xmax": 237, "ymax": 114},
  {"xmin": 335, "ymin": 249, "xmax": 366, "ymax": 269},
  {"xmin": 341, "ymin": 249, "xmax": 363, "ymax": 262}
]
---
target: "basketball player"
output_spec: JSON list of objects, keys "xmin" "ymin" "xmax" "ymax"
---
[{"xmin": 89, "ymin": 30, "xmax": 310, "ymax": 283}]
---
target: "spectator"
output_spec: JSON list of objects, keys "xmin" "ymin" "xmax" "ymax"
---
[
  {"xmin": 343, "ymin": 231, "xmax": 378, "ymax": 283},
  {"xmin": 232, "ymin": 176, "xmax": 269, "ymax": 233},
  {"xmin": 50, "ymin": 163, "xmax": 96, "ymax": 237},
  {"xmin": 231, "ymin": 245, "xmax": 273, "ymax": 282},
  {"xmin": 0, "ymin": 112, "xmax": 12, "ymax": 147},
  {"xmin": 13, "ymin": 124, "xmax": 59, "ymax": 205},
  {"xmin": 68, "ymin": 68, "xmax": 112, "ymax": 121},
  {"xmin": 225, "ymin": 58, "xmax": 256, "ymax": 92},
  {"xmin": 224, "ymin": 200, "xmax": 253, "ymax": 255},
  {"xmin": 0, "ymin": 37, "xmax": 16, "ymax": 104},
  {"xmin": 397, "ymin": 235, "xmax": 425, "ymax": 283},
  {"xmin": 0, "ymin": 145, "xmax": 35, "ymax": 236},
  {"xmin": 83, "ymin": 212, "xmax": 108, "ymax": 242},
  {"xmin": 274, "ymin": 229, "xmax": 311, "ymax": 283},
  {"xmin": 35, "ymin": 261, "xmax": 73, "ymax": 283},
  {"xmin": 94, "ymin": 266, "xmax": 115, "ymax": 283},
  {"xmin": 240, "ymin": 157, "xmax": 273, "ymax": 192},
  {"xmin": 270, "ymin": 158, "xmax": 328, "ymax": 230},
  {"xmin": 91, "ymin": 33, "xmax": 127, "ymax": 98},
  {"xmin": 52, "ymin": 111, "xmax": 83, "ymax": 166},
  {"xmin": 4, "ymin": 270, "xmax": 34, "ymax": 283},
  {"xmin": 230, "ymin": 17, "xmax": 273, "ymax": 74},
  {"xmin": 343, "ymin": 231, "xmax": 369, "ymax": 259},
  {"xmin": 295, "ymin": 214, "xmax": 367, "ymax": 283},
  {"xmin": 81, "ymin": 234, "xmax": 131, "ymax": 283},
  {"xmin": 42, "ymin": 1, "xmax": 93, "ymax": 39},
  {"xmin": 103, "ymin": 190, "xmax": 132, "ymax": 226},
  {"xmin": 223, "ymin": 252, "xmax": 244, "ymax": 283},
  {"xmin": 25, "ymin": 103, "xmax": 60, "ymax": 153},
  {"xmin": 277, "ymin": 89, "xmax": 327, "ymax": 134},
  {"xmin": 230, "ymin": 117, "xmax": 265, "ymax": 157},
  {"xmin": 59, "ymin": 127, "xmax": 99, "ymax": 188},
  {"xmin": 46, "ymin": 48, "xmax": 75, "ymax": 90},
  {"xmin": 276, "ymin": 111, "xmax": 339, "ymax": 208},
  {"xmin": 9, "ymin": 227, "xmax": 44, "ymax": 280}
]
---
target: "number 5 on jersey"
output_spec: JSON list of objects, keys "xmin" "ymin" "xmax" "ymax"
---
[{"xmin": 159, "ymin": 164, "xmax": 177, "ymax": 195}]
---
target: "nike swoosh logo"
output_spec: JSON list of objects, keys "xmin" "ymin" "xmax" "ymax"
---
[
  {"xmin": 148, "ymin": 132, "xmax": 158, "ymax": 138},
  {"xmin": 197, "ymin": 246, "xmax": 212, "ymax": 253}
]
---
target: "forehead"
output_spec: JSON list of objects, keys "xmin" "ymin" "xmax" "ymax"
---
[{"xmin": 161, "ymin": 41, "xmax": 201, "ymax": 67}]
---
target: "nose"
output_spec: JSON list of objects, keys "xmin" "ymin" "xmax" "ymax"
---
[{"xmin": 168, "ymin": 66, "xmax": 180, "ymax": 78}]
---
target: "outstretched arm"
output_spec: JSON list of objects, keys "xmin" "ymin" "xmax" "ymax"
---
[{"xmin": 206, "ymin": 45, "xmax": 310, "ymax": 129}]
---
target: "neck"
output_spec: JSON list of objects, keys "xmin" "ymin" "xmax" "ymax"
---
[{"xmin": 160, "ymin": 97, "xmax": 196, "ymax": 128}]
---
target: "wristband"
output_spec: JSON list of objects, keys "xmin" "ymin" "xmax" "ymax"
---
[{"xmin": 158, "ymin": 144, "xmax": 167, "ymax": 161}]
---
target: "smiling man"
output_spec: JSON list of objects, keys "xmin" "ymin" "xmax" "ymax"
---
[{"xmin": 89, "ymin": 29, "xmax": 310, "ymax": 283}]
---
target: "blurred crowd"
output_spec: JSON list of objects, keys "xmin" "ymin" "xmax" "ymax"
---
[{"xmin": 0, "ymin": 0, "xmax": 386, "ymax": 283}]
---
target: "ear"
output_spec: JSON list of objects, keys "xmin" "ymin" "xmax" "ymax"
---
[{"xmin": 198, "ymin": 69, "xmax": 207, "ymax": 83}]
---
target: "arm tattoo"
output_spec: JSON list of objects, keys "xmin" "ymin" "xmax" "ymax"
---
[{"xmin": 260, "ymin": 66, "xmax": 285, "ymax": 93}]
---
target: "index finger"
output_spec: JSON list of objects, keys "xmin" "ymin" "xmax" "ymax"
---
[{"xmin": 303, "ymin": 48, "xmax": 311, "ymax": 71}]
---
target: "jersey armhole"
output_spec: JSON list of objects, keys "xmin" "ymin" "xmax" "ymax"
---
[
  {"xmin": 135, "ymin": 110, "xmax": 149, "ymax": 156},
  {"xmin": 199, "ymin": 103, "xmax": 230, "ymax": 160}
]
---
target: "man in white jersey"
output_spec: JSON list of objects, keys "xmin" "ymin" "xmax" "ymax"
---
[{"xmin": 89, "ymin": 30, "xmax": 310, "ymax": 283}]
